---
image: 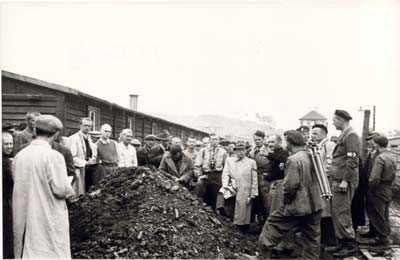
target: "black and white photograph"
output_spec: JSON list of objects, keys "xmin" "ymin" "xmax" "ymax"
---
[{"xmin": 1, "ymin": 0, "xmax": 400, "ymax": 259}]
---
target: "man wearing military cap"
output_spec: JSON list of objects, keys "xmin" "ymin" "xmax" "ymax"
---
[
  {"xmin": 296, "ymin": 126, "xmax": 310, "ymax": 143},
  {"xmin": 13, "ymin": 115, "xmax": 74, "ymax": 258},
  {"xmin": 327, "ymin": 109, "xmax": 361, "ymax": 257}
]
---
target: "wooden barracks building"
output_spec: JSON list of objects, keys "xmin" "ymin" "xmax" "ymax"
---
[{"xmin": 2, "ymin": 71, "xmax": 208, "ymax": 142}]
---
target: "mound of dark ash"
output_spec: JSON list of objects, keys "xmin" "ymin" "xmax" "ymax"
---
[{"xmin": 68, "ymin": 167, "xmax": 259, "ymax": 259}]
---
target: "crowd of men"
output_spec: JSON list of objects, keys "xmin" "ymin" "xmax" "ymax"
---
[{"xmin": 2, "ymin": 109, "xmax": 397, "ymax": 259}]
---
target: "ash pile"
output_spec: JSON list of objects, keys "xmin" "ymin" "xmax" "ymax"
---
[{"xmin": 68, "ymin": 167, "xmax": 258, "ymax": 259}]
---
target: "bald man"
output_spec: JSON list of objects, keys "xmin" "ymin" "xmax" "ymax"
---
[{"xmin": 95, "ymin": 124, "xmax": 119, "ymax": 182}]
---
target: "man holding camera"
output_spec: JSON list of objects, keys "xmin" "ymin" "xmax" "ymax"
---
[{"xmin": 194, "ymin": 135, "xmax": 227, "ymax": 209}]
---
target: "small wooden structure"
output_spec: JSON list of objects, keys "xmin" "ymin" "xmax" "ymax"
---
[
  {"xmin": 2, "ymin": 71, "xmax": 208, "ymax": 142},
  {"xmin": 299, "ymin": 110, "xmax": 327, "ymax": 128}
]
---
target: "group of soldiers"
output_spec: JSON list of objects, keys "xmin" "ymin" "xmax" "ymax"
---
[{"xmin": 2, "ymin": 109, "xmax": 397, "ymax": 259}]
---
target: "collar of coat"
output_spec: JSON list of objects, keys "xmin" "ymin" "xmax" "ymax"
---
[{"xmin": 338, "ymin": 125, "xmax": 354, "ymax": 141}]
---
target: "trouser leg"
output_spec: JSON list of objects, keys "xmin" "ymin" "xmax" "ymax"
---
[
  {"xmin": 207, "ymin": 172, "xmax": 222, "ymax": 209},
  {"xmin": 258, "ymin": 207, "xmax": 300, "ymax": 248},
  {"xmin": 321, "ymin": 217, "xmax": 337, "ymax": 245},
  {"xmin": 367, "ymin": 194, "xmax": 389, "ymax": 239},
  {"xmin": 301, "ymin": 210, "xmax": 322, "ymax": 260},
  {"xmin": 195, "ymin": 178, "xmax": 209, "ymax": 203},
  {"xmin": 332, "ymin": 180, "xmax": 356, "ymax": 240}
]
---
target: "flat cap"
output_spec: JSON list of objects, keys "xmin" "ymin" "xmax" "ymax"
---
[
  {"xmin": 144, "ymin": 134, "xmax": 158, "ymax": 140},
  {"xmin": 296, "ymin": 126, "xmax": 310, "ymax": 132},
  {"xmin": 284, "ymin": 130, "xmax": 306, "ymax": 146},
  {"xmin": 334, "ymin": 109, "xmax": 352, "ymax": 120},
  {"xmin": 35, "ymin": 115, "xmax": 63, "ymax": 133},
  {"xmin": 372, "ymin": 135, "xmax": 388, "ymax": 148},
  {"xmin": 131, "ymin": 138, "xmax": 142, "ymax": 146},
  {"xmin": 195, "ymin": 140, "xmax": 203, "ymax": 146}
]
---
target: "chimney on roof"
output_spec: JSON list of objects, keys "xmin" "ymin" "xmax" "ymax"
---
[{"xmin": 129, "ymin": 94, "xmax": 138, "ymax": 111}]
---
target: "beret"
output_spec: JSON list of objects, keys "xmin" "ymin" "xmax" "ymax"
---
[
  {"xmin": 334, "ymin": 109, "xmax": 352, "ymax": 120},
  {"xmin": 372, "ymin": 135, "xmax": 388, "ymax": 148},
  {"xmin": 296, "ymin": 126, "xmax": 310, "ymax": 132},
  {"xmin": 35, "ymin": 115, "xmax": 63, "ymax": 133},
  {"xmin": 144, "ymin": 134, "xmax": 158, "ymax": 140},
  {"xmin": 131, "ymin": 138, "xmax": 142, "ymax": 146},
  {"xmin": 366, "ymin": 131, "xmax": 380, "ymax": 141},
  {"xmin": 312, "ymin": 124, "xmax": 328, "ymax": 134},
  {"xmin": 254, "ymin": 130, "xmax": 265, "ymax": 138},
  {"xmin": 284, "ymin": 130, "xmax": 306, "ymax": 146},
  {"xmin": 233, "ymin": 141, "xmax": 247, "ymax": 150}
]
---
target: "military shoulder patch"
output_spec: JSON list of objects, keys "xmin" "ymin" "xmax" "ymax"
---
[{"xmin": 347, "ymin": 152, "xmax": 357, "ymax": 158}]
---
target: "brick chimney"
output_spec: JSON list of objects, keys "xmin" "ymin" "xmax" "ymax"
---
[{"xmin": 129, "ymin": 94, "xmax": 138, "ymax": 111}]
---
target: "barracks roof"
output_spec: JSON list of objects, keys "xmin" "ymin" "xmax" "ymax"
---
[{"xmin": 299, "ymin": 110, "xmax": 327, "ymax": 120}]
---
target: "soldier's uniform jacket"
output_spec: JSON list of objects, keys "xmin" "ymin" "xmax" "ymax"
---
[
  {"xmin": 368, "ymin": 149, "xmax": 396, "ymax": 201},
  {"xmin": 331, "ymin": 126, "xmax": 361, "ymax": 182}
]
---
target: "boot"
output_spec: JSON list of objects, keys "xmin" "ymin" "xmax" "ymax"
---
[
  {"xmin": 325, "ymin": 240, "xmax": 344, "ymax": 253},
  {"xmin": 332, "ymin": 239, "xmax": 357, "ymax": 257}
]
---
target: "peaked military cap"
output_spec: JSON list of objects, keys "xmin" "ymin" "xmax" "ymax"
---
[
  {"xmin": 296, "ymin": 126, "xmax": 310, "ymax": 132},
  {"xmin": 334, "ymin": 109, "xmax": 352, "ymax": 120},
  {"xmin": 35, "ymin": 115, "xmax": 63, "ymax": 133},
  {"xmin": 284, "ymin": 130, "xmax": 306, "ymax": 146}
]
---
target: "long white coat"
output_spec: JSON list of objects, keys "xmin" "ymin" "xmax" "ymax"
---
[
  {"xmin": 12, "ymin": 139, "xmax": 75, "ymax": 258},
  {"xmin": 222, "ymin": 157, "xmax": 258, "ymax": 225},
  {"xmin": 66, "ymin": 131, "xmax": 96, "ymax": 196}
]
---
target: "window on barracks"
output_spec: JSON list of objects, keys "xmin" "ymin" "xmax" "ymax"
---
[{"xmin": 88, "ymin": 106, "xmax": 100, "ymax": 131}]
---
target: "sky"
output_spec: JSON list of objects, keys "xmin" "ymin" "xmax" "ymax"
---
[{"xmin": 2, "ymin": 0, "xmax": 400, "ymax": 137}]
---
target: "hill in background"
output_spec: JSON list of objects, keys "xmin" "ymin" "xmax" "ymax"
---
[{"xmin": 154, "ymin": 114, "xmax": 283, "ymax": 142}]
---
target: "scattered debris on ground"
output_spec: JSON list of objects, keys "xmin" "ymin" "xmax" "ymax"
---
[{"xmin": 68, "ymin": 167, "xmax": 259, "ymax": 259}]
